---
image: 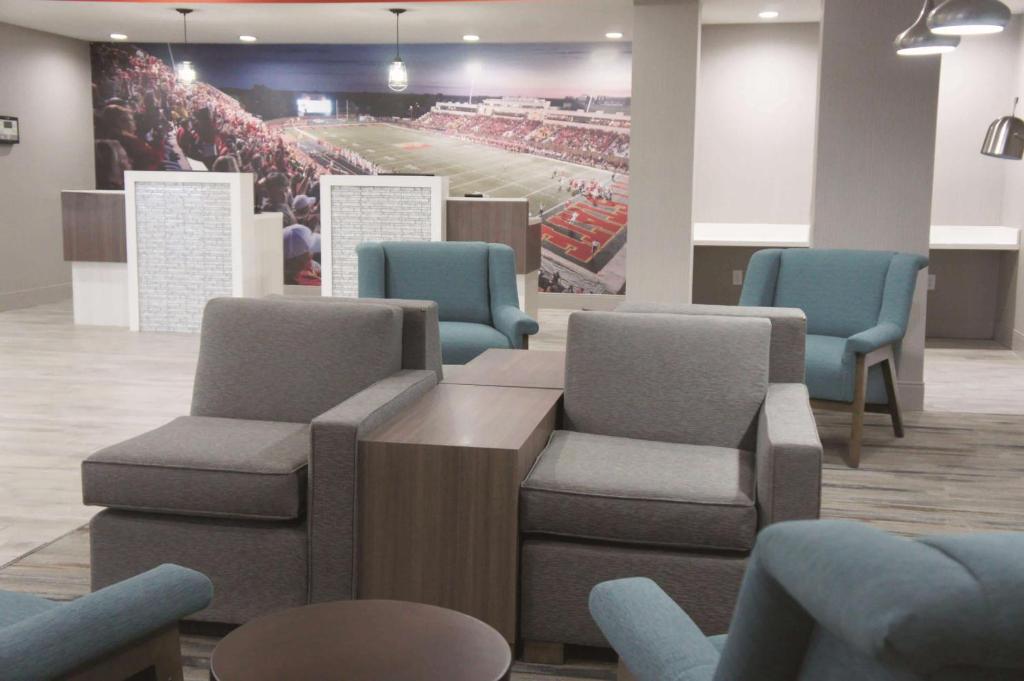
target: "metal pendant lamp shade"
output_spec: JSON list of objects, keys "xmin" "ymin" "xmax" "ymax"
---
[
  {"xmin": 387, "ymin": 8, "xmax": 409, "ymax": 93},
  {"xmin": 895, "ymin": 0, "xmax": 961, "ymax": 55},
  {"xmin": 928, "ymin": 0, "xmax": 1011, "ymax": 35},
  {"xmin": 982, "ymin": 98, "xmax": 1024, "ymax": 160}
]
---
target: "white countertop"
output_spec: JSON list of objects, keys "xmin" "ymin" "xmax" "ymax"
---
[{"xmin": 692, "ymin": 223, "xmax": 1021, "ymax": 251}]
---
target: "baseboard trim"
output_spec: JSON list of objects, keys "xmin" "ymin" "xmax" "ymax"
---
[
  {"xmin": 899, "ymin": 380, "xmax": 925, "ymax": 412},
  {"xmin": 0, "ymin": 283, "xmax": 72, "ymax": 312},
  {"xmin": 1013, "ymin": 329, "xmax": 1024, "ymax": 358}
]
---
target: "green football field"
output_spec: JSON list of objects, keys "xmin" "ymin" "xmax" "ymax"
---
[{"xmin": 288, "ymin": 122, "xmax": 618, "ymax": 215}]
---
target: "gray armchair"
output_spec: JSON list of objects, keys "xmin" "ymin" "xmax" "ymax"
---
[
  {"xmin": 0, "ymin": 563, "xmax": 211, "ymax": 681},
  {"xmin": 519, "ymin": 312, "xmax": 821, "ymax": 660},
  {"xmin": 82, "ymin": 298, "xmax": 437, "ymax": 623},
  {"xmin": 591, "ymin": 520, "xmax": 1024, "ymax": 681}
]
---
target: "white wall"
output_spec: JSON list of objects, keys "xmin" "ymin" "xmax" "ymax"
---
[
  {"xmin": 0, "ymin": 22, "xmax": 93, "ymax": 311},
  {"xmin": 933, "ymin": 16, "xmax": 1024, "ymax": 226},
  {"xmin": 695, "ymin": 23, "xmax": 819, "ymax": 224}
]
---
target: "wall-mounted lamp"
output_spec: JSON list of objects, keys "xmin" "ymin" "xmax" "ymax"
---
[{"xmin": 981, "ymin": 97, "xmax": 1024, "ymax": 160}]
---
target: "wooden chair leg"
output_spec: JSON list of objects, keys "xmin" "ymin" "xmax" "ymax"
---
[
  {"xmin": 65, "ymin": 626, "xmax": 183, "ymax": 681},
  {"xmin": 880, "ymin": 349, "xmax": 905, "ymax": 438},
  {"xmin": 846, "ymin": 353, "xmax": 868, "ymax": 468},
  {"xmin": 521, "ymin": 334, "xmax": 530, "ymax": 350},
  {"xmin": 617, "ymin": 659, "xmax": 639, "ymax": 681},
  {"xmin": 522, "ymin": 640, "xmax": 565, "ymax": 665}
]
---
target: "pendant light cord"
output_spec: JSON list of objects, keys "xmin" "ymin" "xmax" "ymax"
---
[
  {"xmin": 183, "ymin": 12, "xmax": 188, "ymax": 44},
  {"xmin": 395, "ymin": 12, "xmax": 401, "ymax": 59}
]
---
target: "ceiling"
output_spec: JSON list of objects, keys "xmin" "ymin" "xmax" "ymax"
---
[{"xmin": 0, "ymin": 0, "xmax": 1020, "ymax": 44}]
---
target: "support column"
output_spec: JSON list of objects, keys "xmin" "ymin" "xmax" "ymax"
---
[
  {"xmin": 626, "ymin": 0, "xmax": 701, "ymax": 303},
  {"xmin": 812, "ymin": 0, "xmax": 941, "ymax": 410}
]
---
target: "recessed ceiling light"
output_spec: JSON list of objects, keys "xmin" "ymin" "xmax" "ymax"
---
[
  {"xmin": 463, "ymin": 34, "xmax": 480, "ymax": 42},
  {"xmin": 759, "ymin": 10, "xmax": 780, "ymax": 19},
  {"xmin": 110, "ymin": 33, "xmax": 128, "ymax": 41},
  {"xmin": 605, "ymin": 31, "xmax": 624, "ymax": 39},
  {"xmin": 239, "ymin": 35, "xmax": 257, "ymax": 42}
]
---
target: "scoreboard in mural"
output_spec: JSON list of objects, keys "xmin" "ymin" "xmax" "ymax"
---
[{"xmin": 90, "ymin": 40, "xmax": 631, "ymax": 294}]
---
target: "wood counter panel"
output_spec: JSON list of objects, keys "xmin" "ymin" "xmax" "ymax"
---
[
  {"xmin": 446, "ymin": 198, "xmax": 540, "ymax": 273},
  {"xmin": 62, "ymin": 191, "xmax": 127, "ymax": 263}
]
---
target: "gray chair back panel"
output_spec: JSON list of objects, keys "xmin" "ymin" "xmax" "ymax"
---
[
  {"xmin": 191, "ymin": 298, "xmax": 402, "ymax": 423},
  {"xmin": 564, "ymin": 312, "xmax": 770, "ymax": 451}
]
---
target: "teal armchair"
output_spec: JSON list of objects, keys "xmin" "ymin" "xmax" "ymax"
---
[
  {"xmin": 740, "ymin": 249, "xmax": 928, "ymax": 467},
  {"xmin": 357, "ymin": 241, "xmax": 539, "ymax": 364},
  {"xmin": 0, "ymin": 563, "xmax": 212, "ymax": 681},
  {"xmin": 590, "ymin": 520, "xmax": 1024, "ymax": 681}
]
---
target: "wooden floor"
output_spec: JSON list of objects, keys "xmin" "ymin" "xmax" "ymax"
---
[{"xmin": 0, "ymin": 301, "xmax": 1022, "ymax": 679}]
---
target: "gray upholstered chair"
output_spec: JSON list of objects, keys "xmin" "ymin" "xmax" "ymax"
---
[
  {"xmin": 0, "ymin": 563, "xmax": 211, "ymax": 681},
  {"xmin": 519, "ymin": 312, "xmax": 822, "ymax": 662},
  {"xmin": 82, "ymin": 297, "xmax": 438, "ymax": 623},
  {"xmin": 591, "ymin": 520, "xmax": 1024, "ymax": 681}
]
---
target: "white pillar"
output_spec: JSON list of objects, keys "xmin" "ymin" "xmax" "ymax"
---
[
  {"xmin": 812, "ymin": 0, "xmax": 940, "ymax": 410},
  {"xmin": 626, "ymin": 0, "xmax": 701, "ymax": 303}
]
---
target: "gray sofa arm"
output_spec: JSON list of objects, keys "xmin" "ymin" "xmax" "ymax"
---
[
  {"xmin": 590, "ymin": 577, "xmax": 719, "ymax": 681},
  {"xmin": 308, "ymin": 369, "xmax": 437, "ymax": 602},
  {"xmin": 0, "ymin": 564, "xmax": 211, "ymax": 681},
  {"xmin": 756, "ymin": 383, "xmax": 822, "ymax": 527},
  {"xmin": 616, "ymin": 302, "xmax": 806, "ymax": 383}
]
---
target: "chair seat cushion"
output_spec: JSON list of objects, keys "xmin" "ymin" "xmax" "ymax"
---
[
  {"xmin": 805, "ymin": 335, "xmax": 888, "ymax": 404},
  {"xmin": 439, "ymin": 321, "xmax": 511, "ymax": 365},
  {"xmin": 82, "ymin": 416, "xmax": 309, "ymax": 521},
  {"xmin": 521, "ymin": 431, "xmax": 757, "ymax": 553},
  {"xmin": 0, "ymin": 590, "xmax": 59, "ymax": 629}
]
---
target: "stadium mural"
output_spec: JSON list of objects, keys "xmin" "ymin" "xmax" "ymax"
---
[{"xmin": 90, "ymin": 41, "xmax": 631, "ymax": 293}]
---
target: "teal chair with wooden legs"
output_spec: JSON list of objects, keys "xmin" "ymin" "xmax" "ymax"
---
[{"xmin": 739, "ymin": 249, "xmax": 928, "ymax": 467}]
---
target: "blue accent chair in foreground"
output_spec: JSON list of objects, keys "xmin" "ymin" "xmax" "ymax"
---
[
  {"xmin": 356, "ymin": 241, "xmax": 539, "ymax": 364},
  {"xmin": 591, "ymin": 520, "xmax": 1024, "ymax": 681},
  {"xmin": 740, "ymin": 249, "xmax": 928, "ymax": 467},
  {"xmin": 0, "ymin": 563, "xmax": 212, "ymax": 681}
]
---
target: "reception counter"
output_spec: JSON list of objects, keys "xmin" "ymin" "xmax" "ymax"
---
[{"xmin": 62, "ymin": 173, "xmax": 284, "ymax": 331}]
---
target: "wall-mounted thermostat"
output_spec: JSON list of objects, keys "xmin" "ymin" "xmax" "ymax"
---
[{"xmin": 0, "ymin": 116, "xmax": 19, "ymax": 144}]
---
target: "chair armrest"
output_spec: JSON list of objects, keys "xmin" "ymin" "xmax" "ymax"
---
[
  {"xmin": 589, "ymin": 578, "xmax": 719, "ymax": 681},
  {"xmin": 492, "ymin": 304, "xmax": 539, "ymax": 348},
  {"xmin": 756, "ymin": 383, "xmax": 822, "ymax": 527},
  {"xmin": 844, "ymin": 322, "xmax": 903, "ymax": 356},
  {"xmin": 308, "ymin": 369, "xmax": 437, "ymax": 602},
  {"xmin": 0, "ymin": 564, "xmax": 211, "ymax": 681}
]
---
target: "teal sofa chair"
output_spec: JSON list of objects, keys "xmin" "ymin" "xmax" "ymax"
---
[
  {"xmin": 739, "ymin": 249, "xmax": 928, "ymax": 467},
  {"xmin": 356, "ymin": 241, "xmax": 539, "ymax": 364},
  {"xmin": 0, "ymin": 563, "xmax": 212, "ymax": 681},
  {"xmin": 590, "ymin": 520, "xmax": 1024, "ymax": 681}
]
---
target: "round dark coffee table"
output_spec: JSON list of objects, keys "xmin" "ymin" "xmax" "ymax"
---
[{"xmin": 209, "ymin": 600, "xmax": 511, "ymax": 681}]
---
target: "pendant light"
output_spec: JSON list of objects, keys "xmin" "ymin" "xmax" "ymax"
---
[
  {"xmin": 175, "ymin": 8, "xmax": 196, "ymax": 85},
  {"xmin": 981, "ymin": 97, "xmax": 1024, "ymax": 160},
  {"xmin": 895, "ymin": 0, "xmax": 961, "ymax": 56},
  {"xmin": 387, "ymin": 8, "xmax": 409, "ymax": 93},
  {"xmin": 927, "ymin": 0, "xmax": 1011, "ymax": 36}
]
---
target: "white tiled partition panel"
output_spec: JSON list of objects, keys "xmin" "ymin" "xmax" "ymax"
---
[
  {"xmin": 125, "ymin": 172, "xmax": 256, "ymax": 332},
  {"xmin": 320, "ymin": 175, "xmax": 448, "ymax": 298}
]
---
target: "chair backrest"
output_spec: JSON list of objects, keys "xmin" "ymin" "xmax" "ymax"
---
[
  {"xmin": 714, "ymin": 520, "xmax": 1024, "ymax": 681},
  {"xmin": 564, "ymin": 312, "xmax": 770, "ymax": 451},
  {"xmin": 191, "ymin": 297, "xmax": 403, "ymax": 423},
  {"xmin": 615, "ymin": 302, "xmax": 807, "ymax": 383},
  {"xmin": 357, "ymin": 241, "xmax": 493, "ymax": 325},
  {"xmin": 741, "ymin": 249, "xmax": 927, "ymax": 339}
]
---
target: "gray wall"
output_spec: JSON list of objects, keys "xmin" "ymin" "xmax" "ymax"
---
[
  {"xmin": 695, "ymin": 23, "xmax": 819, "ymax": 224},
  {"xmin": 0, "ymin": 22, "xmax": 93, "ymax": 311}
]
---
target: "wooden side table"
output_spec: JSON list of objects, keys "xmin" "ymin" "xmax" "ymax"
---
[
  {"xmin": 443, "ymin": 349, "xmax": 566, "ymax": 390},
  {"xmin": 357, "ymin": 383, "xmax": 562, "ymax": 645},
  {"xmin": 209, "ymin": 600, "xmax": 511, "ymax": 681}
]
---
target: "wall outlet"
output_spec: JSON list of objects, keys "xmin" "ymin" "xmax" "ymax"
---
[
  {"xmin": 732, "ymin": 270, "xmax": 744, "ymax": 286},
  {"xmin": 928, "ymin": 274, "xmax": 936, "ymax": 291}
]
